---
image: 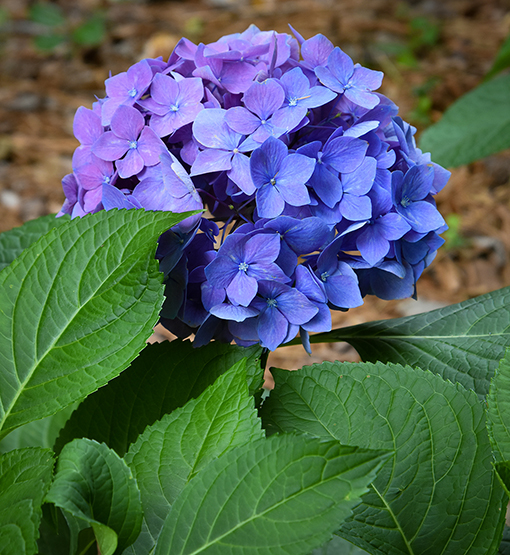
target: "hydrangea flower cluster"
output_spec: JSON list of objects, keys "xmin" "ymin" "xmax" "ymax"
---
[{"xmin": 59, "ymin": 25, "xmax": 449, "ymax": 352}]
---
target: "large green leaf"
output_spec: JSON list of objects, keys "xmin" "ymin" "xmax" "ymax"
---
[
  {"xmin": 45, "ymin": 438, "xmax": 143, "ymax": 555},
  {"xmin": 0, "ymin": 404, "xmax": 77, "ymax": 454},
  {"xmin": 262, "ymin": 361, "xmax": 506, "ymax": 555},
  {"xmin": 154, "ymin": 434, "xmax": 389, "ymax": 555},
  {"xmin": 124, "ymin": 358, "xmax": 264, "ymax": 554},
  {"xmin": 55, "ymin": 340, "xmax": 263, "ymax": 457},
  {"xmin": 0, "ymin": 213, "xmax": 70, "ymax": 272},
  {"xmin": 487, "ymin": 348, "xmax": 510, "ymax": 461},
  {"xmin": 419, "ymin": 73, "xmax": 510, "ymax": 167},
  {"xmin": 0, "ymin": 208, "xmax": 191, "ymax": 438},
  {"xmin": 306, "ymin": 286, "xmax": 510, "ymax": 398},
  {"xmin": 0, "ymin": 447, "xmax": 54, "ymax": 554}
]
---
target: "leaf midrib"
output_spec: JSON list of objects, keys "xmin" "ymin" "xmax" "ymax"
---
[
  {"xmin": 181, "ymin": 453, "xmax": 382, "ymax": 555},
  {"xmin": 0, "ymin": 220, "xmax": 156, "ymax": 432}
]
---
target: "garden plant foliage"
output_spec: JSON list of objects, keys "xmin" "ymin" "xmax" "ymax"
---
[{"xmin": 1, "ymin": 24, "xmax": 510, "ymax": 555}]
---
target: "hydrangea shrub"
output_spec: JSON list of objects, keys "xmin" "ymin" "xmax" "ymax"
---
[{"xmin": 60, "ymin": 24, "xmax": 449, "ymax": 351}]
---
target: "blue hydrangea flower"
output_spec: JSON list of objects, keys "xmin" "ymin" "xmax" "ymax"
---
[{"xmin": 59, "ymin": 24, "xmax": 449, "ymax": 352}]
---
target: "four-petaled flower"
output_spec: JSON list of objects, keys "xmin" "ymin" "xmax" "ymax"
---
[{"xmin": 93, "ymin": 105, "xmax": 164, "ymax": 178}]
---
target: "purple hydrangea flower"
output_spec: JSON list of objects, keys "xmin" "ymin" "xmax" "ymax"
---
[
  {"xmin": 250, "ymin": 137, "xmax": 315, "ymax": 218},
  {"xmin": 191, "ymin": 108, "xmax": 255, "ymax": 194},
  {"xmin": 101, "ymin": 59, "xmax": 154, "ymax": 126},
  {"xmin": 392, "ymin": 165, "xmax": 446, "ymax": 233},
  {"xmin": 205, "ymin": 231, "xmax": 289, "ymax": 307},
  {"xmin": 93, "ymin": 105, "xmax": 164, "ymax": 178},
  {"xmin": 229, "ymin": 280, "xmax": 318, "ymax": 351},
  {"xmin": 315, "ymin": 47, "xmax": 383, "ymax": 109},
  {"xmin": 60, "ymin": 25, "xmax": 449, "ymax": 352},
  {"xmin": 225, "ymin": 80, "xmax": 287, "ymax": 143},
  {"xmin": 139, "ymin": 73, "xmax": 204, "ymax": 138}
]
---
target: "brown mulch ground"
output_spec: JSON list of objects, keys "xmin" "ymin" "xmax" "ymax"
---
[{"xmin": 1, "ymin": 0, "xmax": 509, "ymax": 373}]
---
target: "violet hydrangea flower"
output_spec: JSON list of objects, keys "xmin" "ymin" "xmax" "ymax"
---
[
  {"xmin": 101, "ymin": 59, "xmax": 154, "ymax": 126},
  {"xmin": 205, "ymin": 231, "xmax": 289, "ymax": 307},
  {"xmin": 250, "ymin": 136, "xmax": 315, "ymax": 218},
  {"xmin": 93, "ymin": 105, "xmax": 164, "ymax": 178},
  {"xmin": 59, "ymin": 25, "xmax": 449, "ymax": 352}
]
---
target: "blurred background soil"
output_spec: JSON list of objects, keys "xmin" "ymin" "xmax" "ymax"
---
[{"xmin": 1, "ymin": 0, "xmax": 510, "ymax": 372}]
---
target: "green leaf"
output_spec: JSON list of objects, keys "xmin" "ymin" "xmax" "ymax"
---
[
  {"xmin": 0, "ymin": 447, "xmax": 54, "ymax": 554},
  {"xmin": 487, "ymin": 348, "xmax": 510, "ymax": 461},
  {"xmin": 262, "ymin": 361, "xmax": 506, "ymax": 555},
  {"xmin": 485, "ymin": 32, "xmax": 510, "ymax": 81},
  {"xmin": 0, "ymin": 208, "xmax": 191, "ymax": 438},
  {"xmin": 124, "ymin": 358, "xmax": 264, "ymax": 553},
  {"xmin": 55, "ymin": 340, "xmax": 263, "ymax": 457},
  {"xmin": 0, "ymin": 404, "xmax": 77, "ymax": 454},
  {"xmin": 29, "ymin": 3, "xmax": 66, "ymax": 26},
  {"xmin": 0, "ymin": 213, "xmax": 69, "ymax": 272},
  {"xmin": 72, "ymin": 14, "xmax": 106, "ymax": 47},
  {"xmin": 419, "ymin": 73, "xmax": 510, "ymax": 167},
  {"xmin": 306, "ymin": 286, "xmax": 510, "ymax": 398},
  {"xmin": 45, "ymin": 438, "xmax": 143, "ymax": 554},
  {"xmin": 154, "ymin": 434, "xmax": 388, "ymax": 555}
]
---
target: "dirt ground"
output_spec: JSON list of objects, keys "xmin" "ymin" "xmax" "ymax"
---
[{"xmin": 1, "ymin": 0, "xmax": 509, "ymax": 372}]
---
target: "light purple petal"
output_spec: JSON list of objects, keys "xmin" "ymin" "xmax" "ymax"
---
[
  {"xmin": 110, "ymin": 105, "xmax": 144, "ymax": 140},
  {"xmin": 314, "ymin": 66, "xmax": 343, "ymax": 93},
  {"xmin": 193, "ymin": 108, "xmax": 240, "ymax": 150},
  {"xmin": 301, "ymin": 33, "xmax": 334, "ymax": 68},
  {"xmin": 327, "ymin": 47, "xmax": 354, "ymax": 83},
  {"xmin": 244, "ymin": 233, "xmax": 280, "ymax": 264},
  {"xmin": 225, "ymin": 106, "xmax": 261, "ymax": 135},
  {"xmin": 218, "ymin": 61, "xmax": 258, "ymax": 94},
  {"xmin": 116, "ymin": 148, "xmax": 144, "ymax": 178},
  {"xmin": 137, "ymin": 126, "xmax": 164, "ymax": 166},
  {"xmin": 92, "ymin": 132, "xmax": 129, "ymax": 161},
  {"xmin": 102, "ymin": 183, "xmax": 136, "ymax": 210},
  {"xmin": 344, "ymin": 87, "xmax": 380, "ymax": 110},
  {"xmin": 271, "ymin": 105, "xmax": 308, "ymax": 132},
  {"xmin": 352, "ymin": 65, "xmax": 384, "ymax": 91},
  {"xmin": 73, "ymin": 107, "xmax": 103, "ymax": 145},
  {"xmin": 243, "ymin": 80, "xmax": 285, "ymax": 119},
  {"xmin": 226, "ymin": 271, "xmax": 258, "ymax": 306},
  {"xmin": 210, "ymin": 303, "xmax": 259, "ymax": 322},
  {"xmin": 191, "ymin": 148, "xmax": 233, "ymax": 175},
  {"xmin": 82, "ymin": 187, "xmax": 102, "ymax": 212},
  {"xmin": 160, "ymin": 151, "xmax": 201, "ymax": 202},
  {"xmin": 228, "ymin": 152, "xmax": 255, "ymax": 195}
]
